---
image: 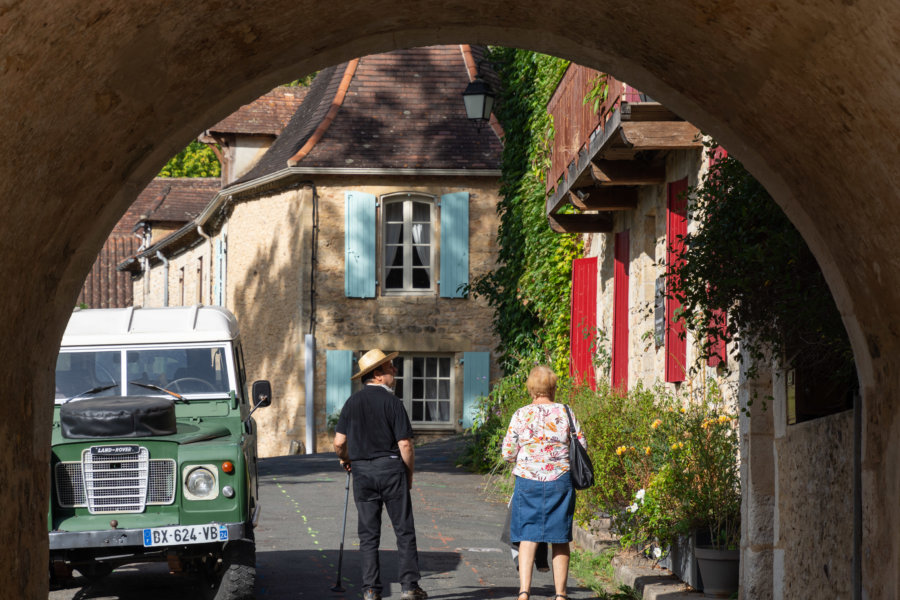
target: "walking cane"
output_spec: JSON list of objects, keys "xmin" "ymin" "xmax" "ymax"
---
[{"xmin": 331, "ymin": 470, "xmax": 351, "ymax": 593}]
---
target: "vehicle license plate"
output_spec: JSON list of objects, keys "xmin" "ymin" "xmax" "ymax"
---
[{"xmin": 142, "ymin": 524, "xmax": 228, "ymax": 547}]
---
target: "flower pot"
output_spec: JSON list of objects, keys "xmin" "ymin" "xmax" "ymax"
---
[{"xmin": 694, "ymin": 546, "xmax": 740, "ymax": 598}]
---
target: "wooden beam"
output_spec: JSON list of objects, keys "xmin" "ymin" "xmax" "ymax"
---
[
  {"xmin": 589, "ymin": 160, "xmax": 666, "ymax": 185},
  {"xmin": 568, "ymin": 187, "xmax": 638, "ymax": 211},
  {"xmin": 620, "ymin": 102, "xmax": 681, "ymax": 122},
  {"xmin": 548, "ymin": 213, "xmax": 614, "ymax": 233},
  {"xmin": 617, "ymin": 121, "xmax": 702, "ymax": 150}
]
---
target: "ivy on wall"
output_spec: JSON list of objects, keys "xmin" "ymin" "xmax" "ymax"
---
[{"xmin": 470, "ymin": 49, "xmax": 580, "ymax": 375}]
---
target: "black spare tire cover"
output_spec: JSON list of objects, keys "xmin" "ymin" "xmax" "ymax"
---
[{"xmin": 60, "ymin": 396, "xmax": 177, "ymax": 439}]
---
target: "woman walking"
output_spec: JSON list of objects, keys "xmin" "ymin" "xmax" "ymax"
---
[{"xmin": 502, "ymin": 366, "xmax": 586, "ymax": 600}]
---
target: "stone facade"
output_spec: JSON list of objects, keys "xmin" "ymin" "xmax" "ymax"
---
[{"xmin": 134, "ymin": 176, "xmax": 501, "ymax": 457}]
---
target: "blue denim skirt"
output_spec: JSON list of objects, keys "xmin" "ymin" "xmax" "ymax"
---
[{"xmin": 509, "ymin": 472, "xmax": 575, "ymax": 544}]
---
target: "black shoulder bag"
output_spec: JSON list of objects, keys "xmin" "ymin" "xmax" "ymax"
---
[{"xmin": 565, "ymin": 404, "xmax": 595, "ymax": 490}]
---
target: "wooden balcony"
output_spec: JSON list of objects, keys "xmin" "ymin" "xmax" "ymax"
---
[{"xmin": 545, "ymin": 64, "xmax": 702, "ymax": 232}]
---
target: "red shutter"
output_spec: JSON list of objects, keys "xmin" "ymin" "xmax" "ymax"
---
[
  {"xmin": 707, "ymin": 308, "xmax": 727, "ymax": 367},
  {"xmin": 611, "ymin": 231, "xmax": 629, "ymax": 391},
  {"xmin": 570, "ymin": 257, "xmax": 598, "ymax": 390},
  {"xmin": 666, "ymin": 179, "xmax": 688, "ymax": 383}
]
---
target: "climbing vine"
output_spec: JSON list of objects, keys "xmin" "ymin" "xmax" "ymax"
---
[
  {"xmin": 470, "ymin": 49, "xmax": 580, "ymax": 375},
  {"xmin": 158, "ymin": 140, "xmax": 221, "ymax": 178}
]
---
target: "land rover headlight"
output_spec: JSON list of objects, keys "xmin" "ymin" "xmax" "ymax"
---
[{"xmin": 183, "ymin": 465, "xmax": 219, "ymax": 500}]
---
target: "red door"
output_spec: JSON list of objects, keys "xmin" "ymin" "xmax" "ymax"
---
[
  {"xmin": 570, "ymin": 257, "xmax": 598, "ymax": 389},
  {"xmin": 666, "ymin": 178, "xmax": 688, "ymax": 383}
]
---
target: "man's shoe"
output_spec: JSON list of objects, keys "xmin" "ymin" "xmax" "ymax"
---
[
  {"xmin": 400, "ymin": 586, "xmax": 428, "ymax": 600},
  {"xmin": 363, "ymin": 589, "xmax": 382, "ymax": 600}
]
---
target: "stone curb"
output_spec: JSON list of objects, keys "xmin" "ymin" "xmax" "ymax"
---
[{"xmin": 573, "ymin": 524, "xmax": 703, "ymax": 599}]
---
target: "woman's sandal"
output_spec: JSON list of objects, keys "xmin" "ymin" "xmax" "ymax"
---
[
  {"xmin": 516, "ymin": 592, "xmax": 530, "ymax": 600},
  {"xmin": 553, "ymin": 596, "xmax": 568, "ymax": 600}
]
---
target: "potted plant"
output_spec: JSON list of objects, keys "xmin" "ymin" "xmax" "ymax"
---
[{"xmin": 613, "ymin": 383, "xmax": 741, "ymax": 597}]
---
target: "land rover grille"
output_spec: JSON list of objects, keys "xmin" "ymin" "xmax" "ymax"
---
[{"xmin": 55, "ymin": 446, "xmax": 176, "ymax": 513}]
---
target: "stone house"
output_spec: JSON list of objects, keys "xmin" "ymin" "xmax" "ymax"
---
[
  {"xmin": 548, "ymin": 64, "xmax": 856, "ymax": 597},
  {"xmin": 122, "ymin": 45, "xmax": 504, "ymax": 458}
]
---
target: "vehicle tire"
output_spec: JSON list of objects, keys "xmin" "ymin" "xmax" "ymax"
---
[{"xmin": 203, "ymin": 540, "xmax": 256, "ymax": 600}]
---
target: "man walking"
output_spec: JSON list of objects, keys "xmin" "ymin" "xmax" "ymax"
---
[{"xmin": 333, "ymin": 349, "xmax": 427, "ymax": 600}]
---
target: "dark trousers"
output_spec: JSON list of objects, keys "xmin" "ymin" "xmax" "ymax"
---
[{"xmin": 352, "ymin": 457, "xmax": 421, "ymax": 593}]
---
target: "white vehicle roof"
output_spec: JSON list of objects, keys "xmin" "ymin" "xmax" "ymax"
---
[{"xmin": 61, "ymin": 306, "xmax": 241, "ymax": 347}]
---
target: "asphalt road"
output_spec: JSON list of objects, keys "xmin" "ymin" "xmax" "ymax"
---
[{"xmin": 50, "ymin": 437, "xmax": 596, "ymax": 599}]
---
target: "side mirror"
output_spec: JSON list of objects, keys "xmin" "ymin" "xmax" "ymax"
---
[{"xmin": 251, "ymin": 380, "xmax": 272, "ymax": 407}]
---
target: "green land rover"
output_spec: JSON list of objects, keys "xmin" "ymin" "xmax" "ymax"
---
[{"xmin": 49, "ymin": 306, "xmax": 271, "ymax": 599}]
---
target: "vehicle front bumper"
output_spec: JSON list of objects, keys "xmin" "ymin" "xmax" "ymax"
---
[{"xmin": 49, "ymin": 521, "xmax": 247, "ymax": 550}]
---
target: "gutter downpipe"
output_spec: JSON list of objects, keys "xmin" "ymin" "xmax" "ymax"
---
[
  {"xmin": 134, "ymin": 231, "xmax": 149, "ymax": 306},
  {"xmin": 197, "ymin": 225, "xmax": 213, "ymax": 305},
  {"xmin": 156, "ymin": 251, "xmax": 169, "ymax": 307},
  {"xmin": 305, "ymin": 334, "xmax": 315, "ymax": 454}
]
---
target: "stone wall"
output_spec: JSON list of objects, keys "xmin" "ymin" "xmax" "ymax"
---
[
  {"xmin": 134, "ymin": 176, "xmax": 501, "ymax": 457},
  {"xmin": 310, "ymin": 176, "xmax": 501, "ymax": 452},
  {"xmin": 775, "ymin": 399, "xmax": 853, "ymax": 598},
  {"xmin": 582, "ymin": 148, "xmax": 738, "ymax": 396}
]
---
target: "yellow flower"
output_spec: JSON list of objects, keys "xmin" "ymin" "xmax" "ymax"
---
[
  {"xmin": 616, "ymin": 446, "xmax": 627, "ymax": 456},
  {"xmin": 671, "ymin": 442, "xmax": 684, "ymax": 450},
  {"xmin": 651, "ymin": 419, "xmax": 662, "ymax": 430},
  {"xmin": 644, "ymin": 446, "xmax": 651, "ymax": 455},
  {"xmin": 679, "ymin": 407, "xmax": 686, "ymax": 413},
  {"xmin": 718, "ymin": 415, "xmax": 731, "ymax": 424}
]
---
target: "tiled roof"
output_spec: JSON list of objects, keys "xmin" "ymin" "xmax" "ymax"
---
[
  {"xmin": 81, "ymin": 178, "xmax": 221, "ymax": 306},
  {"xmin": 208, "ymin": 86, "xmax": 308, "ymax": 136},
  {"xmin": 231, "ymin": 45, "xmax": 503, "ymax": 184},
  {"xmin": 78, "ymin": 234, "xmax": 139, "ymax": 308},
  {"xmin": 138, "ymin": 178, "xmax": 221, "ymax": 224}
]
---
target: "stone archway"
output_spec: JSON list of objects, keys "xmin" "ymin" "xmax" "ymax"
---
[{"xmin": 2, "ymin": 1, "xmax": 898, "ymax": 596}]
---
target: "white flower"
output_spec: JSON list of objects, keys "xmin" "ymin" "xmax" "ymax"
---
[
  {"xmin": 626, "ymin": 503, "xmax": 639, "ymax": 513},
  {"xmin": 635, "ymin": 488, "xmax": 646, "ymax": 502},
  {"xmin": 653, "ymin": 547, "xmax": 663, "ymax": 559}
]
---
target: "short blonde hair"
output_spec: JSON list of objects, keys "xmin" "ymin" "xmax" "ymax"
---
[{"xmin": 526, "ymin": 365, "xmax": 557, "ymax": 399}]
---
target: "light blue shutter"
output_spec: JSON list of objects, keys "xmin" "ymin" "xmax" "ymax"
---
[
  {"xmin": 326, "ymin": 350, "xmax": 354, "ymax": 418},
  {"xmin": 462, "ymin": 351, "xmax": 490, "ymax": 429},
  {"xmin": 440, "ymin": 192, "xmax": 469, "ymax": 298},
  {"xmin": 345, "ymin": 191, "xmax": 376, "ymax": 298},
  {"xmin": 213, "ymin": 238, "xmax": 225, "ymax": 306}
]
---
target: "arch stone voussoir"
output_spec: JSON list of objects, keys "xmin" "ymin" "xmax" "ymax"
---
[{"xmin": 1, "ymin": 1, "xmax": 898, "ymax": 596}]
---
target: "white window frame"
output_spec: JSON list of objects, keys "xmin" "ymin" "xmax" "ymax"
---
[
  {"xmin": 380, "ymin": 192, "xmax": 437, "ymax": 296},
  {"xmin": 391, "ymin": 353, "xmax": 455, "ymax": 429}
]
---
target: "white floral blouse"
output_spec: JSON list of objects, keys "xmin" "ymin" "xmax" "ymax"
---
[{"xmin": 502, "ymin": 403, "xmax": 587, "ymax": 481}]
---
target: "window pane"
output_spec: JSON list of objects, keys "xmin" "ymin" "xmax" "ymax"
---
[
  {"xmin": 439, "ymin": 380, "xmax": 449, "ymax": 399},
  {"xmin": 412, "ymin": 379, "xmax": 423, "ymax": 399},
  {"xmin": 412, "ymin": 224, "xmax": 430, "ymax": 244},
  {"xmin": 413, "ymin": 357, "xmax": 423, "ymax": 377},
  {"xmin": 55, "ymin": 350, "xmax": 122, "ymax": 401},
  {"xmin": 412, "ymin": 268, "xmax": 431, "ymax": 288},
  {"xmin": 438, "ymin": 401, "xmax": 450, "ymax": 422},
  {"xmin": 385, "ymin": 268, "xmax": 403, "ymax": 289},
  {"xmin": 426, "ymin": 380, "xmax": 436, "ymax": 399},
  {"xmin": 386, "ymin": 224, "xmax": 403, "ymax": 244},
  {"xmin": 439, "ymin": 357, "xmax": 450, "ymax": 377},
  {"xmin": 393, "ymin": 357, "xmax": 404, "ymax": 377},
  {"xmin": 412, "ymin": 202, "xmax": 430, "ymax": 222},
  {"xmin": 385, "ymin": 202, "xmax": 403, "ymax": 221},
  {"xmin": 412, "ymin": 246, "xmax": 430, "ymax": 267},
  {"xmin": 412, "ymin": 401, "xmax": 423, "ymax": 421},
  {"xmin": 426, "ymin": 358, "xmax": 437, "ymax": 377},
  {"xmin": 385, "ymin": 244, "xmax": 403, "ymax": 267}
]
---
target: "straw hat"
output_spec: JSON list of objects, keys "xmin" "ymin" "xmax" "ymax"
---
[{"xmin": 351, "ymin": 349, "xmax": 399, "ymax": 380}]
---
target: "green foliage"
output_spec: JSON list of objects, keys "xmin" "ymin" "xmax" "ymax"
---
[
  {"xmin": 283, "ymin": 72, "xmax": 317, "ymax": 87},
  {"xmin": 159, "ymin": 140, "xmax": 221, "ymax": 178},
  {"xmin": 570, "ymin": 547, "xmax": 641, "ymax": 599},
  {"xmin": 616, "ymin": 383, "xmax": 741, "ymax": 552},
  {"xmin": 669, "ymin": 141, "xmax": 854, "ymax": 389},
  {"xmin": 469, "ymin": 49, "xmax": 581, "ymax": 374}
]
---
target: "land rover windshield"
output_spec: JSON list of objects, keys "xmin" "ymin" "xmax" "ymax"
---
[{"xmin": 55, "ymin": 344, "xmax": 235, "ymax": 403}]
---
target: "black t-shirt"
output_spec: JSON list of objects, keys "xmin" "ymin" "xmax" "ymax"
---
[{"xmin": 335, "ymin": 385, "xmax": 413, "ymax": 461}]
